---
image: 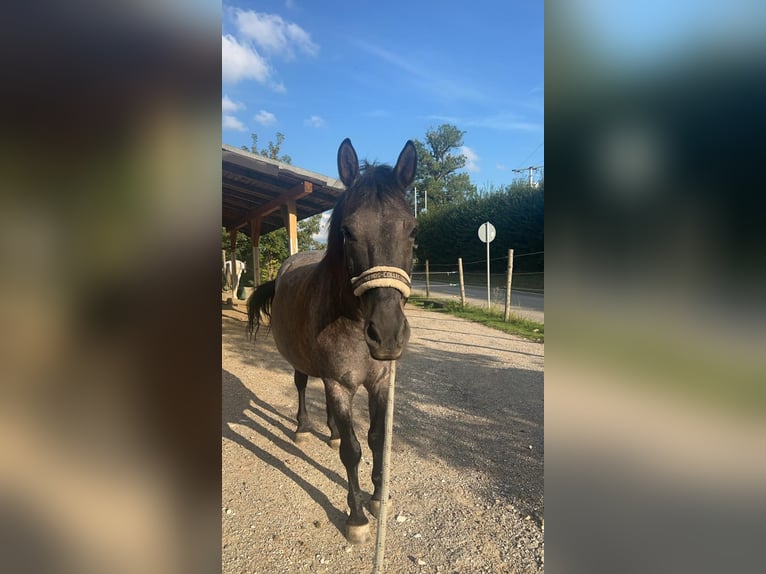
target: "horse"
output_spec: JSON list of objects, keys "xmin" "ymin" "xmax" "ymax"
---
[
  {"xmin": 223, "ymin": 259, "xmax": 246, "ymax": 291},
  {"xmin": 247, "ymin": 138, "xmax": 417, "ymax": 544}
]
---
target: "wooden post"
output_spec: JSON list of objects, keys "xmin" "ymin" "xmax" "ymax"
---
[
  {"xmin": 228, "ymin": 229, "xmax": 238, "ymax": 305},
  {"xmin": 281, "ymin": 198, "xmax": 299, "ymax": 255},
  {"xmin": 504, "ymin": 249, "xmax": 514, "ymax": 322},
  {"xmin": 458, "ymin": 257, "xmax": 466, "ymax": 308},
  {"xmin": 425, "ymin": 259, "xmax": 430, "ymax": 299},
  {"xmin": 250, "ymin": 217, "xmax": 262, "ymax": 287}
]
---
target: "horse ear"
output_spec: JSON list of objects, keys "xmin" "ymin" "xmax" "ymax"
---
[
  {"xmin": 395, "ymin": 140, "xmax": 417, "ymax": 190},
  {"xmin": 337, "ymin": 138, "xmax": 359, "ymax": 188}
]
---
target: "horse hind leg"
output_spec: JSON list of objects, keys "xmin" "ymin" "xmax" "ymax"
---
[
  {"xmin": 324, "ymin": 385, "xmax": 341, "ymax": 449},
  {"xmin": 293, "ymin": 370, "xmax": 312, "ymax": 444}
]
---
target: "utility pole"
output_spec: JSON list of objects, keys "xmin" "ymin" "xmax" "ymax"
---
[
  {"xmin": 512, "ymin": 165, "xmax": 544, "ymax": 188},
  {"xmin": 413, "ymin": 186, "xmax": 418, "ymax": 216}
]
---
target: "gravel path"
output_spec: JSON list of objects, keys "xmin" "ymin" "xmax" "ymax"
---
[{"xmin": 222, "ymin": 302, "xmax": 544, "ymax": 573}]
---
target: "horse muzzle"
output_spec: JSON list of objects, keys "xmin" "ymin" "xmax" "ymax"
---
[{"xmin": 352, "ymin": 266, "xmax": 411, "ymax": 360}]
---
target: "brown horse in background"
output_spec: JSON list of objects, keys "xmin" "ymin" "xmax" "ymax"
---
[{"xmin": 247, "ymin": 138, "xmax": 417, "ymax": 543}]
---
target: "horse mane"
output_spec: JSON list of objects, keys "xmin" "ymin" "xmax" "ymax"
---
[{"xmin": 321, "ymin": 161, "xmax": 410, "ymax": 318}]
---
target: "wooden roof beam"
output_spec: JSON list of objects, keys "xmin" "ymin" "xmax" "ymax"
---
[{"xmin": 231, "ymin": 180, "xmax": 313, "ymax": 231}]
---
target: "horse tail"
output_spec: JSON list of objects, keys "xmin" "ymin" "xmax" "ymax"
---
[{"xmin": 247, "ymin": 280, "xmax": 276, "ymax": 340}]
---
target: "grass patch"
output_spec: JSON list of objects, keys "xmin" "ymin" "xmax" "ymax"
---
[{"xmin": 408, "ymin": 295, "xmax": 544, "ymax": 343}]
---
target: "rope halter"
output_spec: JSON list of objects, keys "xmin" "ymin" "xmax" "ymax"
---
[{"xmin": 350, "ymin": 266, "xmax": 411, "ymax": 298}]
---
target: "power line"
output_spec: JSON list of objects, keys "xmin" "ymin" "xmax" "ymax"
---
[
  {"xmin": 519, "ymin": 141, "xmax": 543, "ymax": 167},
  {"xmin": 511, "ymin": 165, "xmax": 544, "ymax": 188}
]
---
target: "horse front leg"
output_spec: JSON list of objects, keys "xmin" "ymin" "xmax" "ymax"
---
[
  {"xmin": 324, "ymin": 378, "xmax": 370, "ymax": 544},
  {"xmin": 367, "ymin": 370, "xmax": 389, "ymax": 518},
  {"xmin": 293, "ymin": 370, "xmax": 312, "ymax": 443}
]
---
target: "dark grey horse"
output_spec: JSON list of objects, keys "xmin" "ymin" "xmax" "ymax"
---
[{"xmin": 247, "ymin": 138, "xmax": 417, "ymax": 543}]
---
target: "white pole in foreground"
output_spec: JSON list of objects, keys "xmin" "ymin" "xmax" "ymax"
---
[
  {"xmin": 372, "ymin": 361, "xmax": 397, "ymax": 574},
  {"xmin": 485, "ymin": 223, "xmax": 491, "ymax": 310}
]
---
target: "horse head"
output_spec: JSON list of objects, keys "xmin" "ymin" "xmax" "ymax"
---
[{"xmin": 335, "ymin": 138, "xmax": 418, "ymax": 360}]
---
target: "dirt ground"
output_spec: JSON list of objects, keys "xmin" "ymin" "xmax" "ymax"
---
[{"xmin": 222, "ymin": 301, "xmax": 544, "ymax": 573}]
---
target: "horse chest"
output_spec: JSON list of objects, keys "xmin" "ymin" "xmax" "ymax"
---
[{"xmin": 313, "ymin": 319, "xmax": 380, "ymax": 384}]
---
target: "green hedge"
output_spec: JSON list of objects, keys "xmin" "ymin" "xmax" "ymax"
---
[{"xmin": 415, "ymin": 185, "xmax": 543, "ymax": 274}]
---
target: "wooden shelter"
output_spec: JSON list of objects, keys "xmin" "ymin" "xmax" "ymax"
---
[{"xmin": 222, "ymin": 145, "xmax": 345, "ymax": 295}]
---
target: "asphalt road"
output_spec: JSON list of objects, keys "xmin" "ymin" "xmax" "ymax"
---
[{"xmin": 411, "ymin": 279, "xmax": 544, "ymax": 324}]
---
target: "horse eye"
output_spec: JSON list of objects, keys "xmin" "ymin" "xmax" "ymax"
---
[
  {"xmin": 342, "ymin": 226, "xmax": 356, "ymax": 241},
  {"xmin": 409, "ymin": 226, "xmax": 418, "ymax": 239}
]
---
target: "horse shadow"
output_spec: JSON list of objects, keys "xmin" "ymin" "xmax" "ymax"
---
[{"xmin": 222, "ymin": 368, "xmax": 349, "ymax": 535}]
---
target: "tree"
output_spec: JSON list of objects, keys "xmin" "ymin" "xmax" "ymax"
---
[
  {"xmin": 241, "ymin": 132, "xmax": 293, "ymax": 164},
  {"xmin": 413, "ymin": 124, "xmax": 477, "ymax": 211},
  {"xmin": 297, "ymin": 214, "xmax": 324, "ymax": 252}
]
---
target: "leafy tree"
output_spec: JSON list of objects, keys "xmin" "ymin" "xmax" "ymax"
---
[
  {"xmin": 413, "ymin": 124, "xmax": 477, "ymax": 211},
  {"xmin": 240, "ymin": 132, "xmax": 292, "ymax": 164},
  {"xmin": 297, "ymin": 213, "xmax": 324, "ymax": 252}
]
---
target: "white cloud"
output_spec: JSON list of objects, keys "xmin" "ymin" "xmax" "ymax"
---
[
  {"xmin": 356, "ymin": 40, "xmax": 486, "ymax": 104},
  {"xmin": 222, "ymin": 34, "xmax": 271, "ymax": 85},
  {"xmin": 234, "ymin": 9, "xmax": 318, "ymax": 59},
  {"xmin": 223, "ymin": 114, "xmax": 247, "ymax": 132},
  {"xmin": 222, "ymin": 94, "xmax": 244, "ymax": 113},
  {"xmin": 496, "ymin": 163, "xmax": 507, "ymax": 171},
  {"xmin": 304, "ymin": 115, "xmax": 326, "ymax": 128},
  {"xmin": 423, "ymin": 113, "xmax": 542, "ymax": 133},
  {"xmin": 254, "ymin": 110, "xmax": 277, "ymax": 126},
  {"xmin": 461, "ymin": 146, "xmax": 480, "ymax": 172}
]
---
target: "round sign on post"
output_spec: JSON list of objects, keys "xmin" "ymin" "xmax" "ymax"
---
[
  {"xmin": 478, "ymin": 222, "xmax": 496, "ymax": 243},
  {"xmin": 477, "ymin": 222, "xmax": 496, "ymax": 309}
]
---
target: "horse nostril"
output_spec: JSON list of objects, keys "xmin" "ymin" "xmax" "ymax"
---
[{"xmin": 366, "ymin": 322, "xmax": 382, "ymax": 345}]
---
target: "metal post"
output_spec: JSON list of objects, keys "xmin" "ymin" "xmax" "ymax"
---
[
  {"xmin": 372, "ymin": 361, "xmax": 397, "ymax": 574},
  {"xmin": 414, "ymin": 186, "xmax": 417, "ymax": 216},
  {"xmin": 485, "ymin": 224, "xmax": 491, "ymax": 310},
  {"xmin": 458, "ymin": 257, "xmax": 466, "ymax": 308},
  {"xmin": 504, "ymin": 249, "xmax": 514, "ymax": 322}
]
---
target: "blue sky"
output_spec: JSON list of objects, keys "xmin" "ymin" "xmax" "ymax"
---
[{"xmin": 222, "ymin": 1, "xmax": 543, "ymax": 191}]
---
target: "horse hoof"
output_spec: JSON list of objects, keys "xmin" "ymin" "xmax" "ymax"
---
[
  {"xmin": 369, "ymin": 499, "xmax": 391, "ymax": 519},
  {"xmin": 294, "ymin": 432, "xmax": 311, "ymax": 444},
  {"xmin": 346, "ymin": 523, "xmax": 371, "ymax": 544},
  {"xmin": 328, "ymin": 438, "xmax": 341, "ymax": 449}
]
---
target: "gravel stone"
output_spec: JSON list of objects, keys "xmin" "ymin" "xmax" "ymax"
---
[{"xmin": 223, "ymin": 305, "xmax": 544, "ymax": 573}]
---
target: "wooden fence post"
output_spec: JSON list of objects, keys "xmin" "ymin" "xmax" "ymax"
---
[
  {"xmin": 458, "ymin": 257, "xmax": 466, "ymax": 308},
  {"xmin": 229, "ymin": 229, "xmax": 238, "ymax": 305},
  {"xmin": 425, "ymin": 259, "xmax": 430, "ymax": 299},
  {"xmin": 504, "ymin": 249, "xmax": 514, "ymax": 321}
]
